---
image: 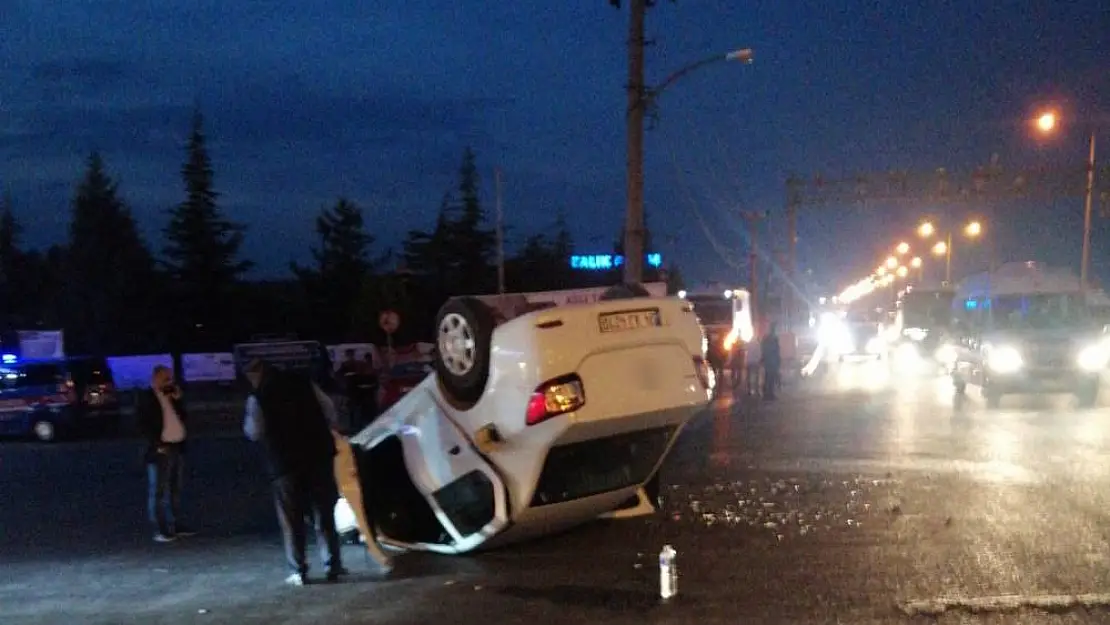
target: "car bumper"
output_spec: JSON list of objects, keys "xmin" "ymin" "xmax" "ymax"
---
[{"xmin": 988, "ymin": 369, "xmax": 1100, "ymax": 393}]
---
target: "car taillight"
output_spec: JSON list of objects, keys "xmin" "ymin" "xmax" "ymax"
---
[
  {"xmin": 693, "ymin": 357, "xmax": 711, "ymax": 390},
  {"xmin": 525, "ymin": 375, "xmax": 585, "ymax": 426}
]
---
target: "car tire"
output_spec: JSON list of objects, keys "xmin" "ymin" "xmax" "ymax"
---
[
  {"xmin": 983, "ymin": 387, "xmax": 1002, "ymax": 409},
  {"xmin": 434, "ymin": 297, "xmax": 496, "ymax": 406},
  {"xmin": 1076, "ymin": 381, "xmax": 1099, "ymax": 408},
  {"xmin": 599, "ymin": 282, "xmax": 652, "ymax": 300},
  {"xmin": 32, "ymin": 419, "xmax": 57, "ymax": 442}
]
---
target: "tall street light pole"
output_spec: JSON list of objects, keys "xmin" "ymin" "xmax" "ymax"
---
[
  {"xmin": 1035, "ymin": 110, "xmax": 1099, "ymax": 290},
  {"xmin": 619, "ymin": 1, "xmax": 753, "ymax": 283}
]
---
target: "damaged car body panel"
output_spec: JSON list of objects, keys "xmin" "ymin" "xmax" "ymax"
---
[{"xmin": 343, "ymin": 295, "xmax": 710, "ymax": 555}]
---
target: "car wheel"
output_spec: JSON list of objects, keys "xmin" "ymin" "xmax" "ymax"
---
[
  {"xmin": 1076, "ymin": 381, "xmax": 1099, "ymax": 408},
  {"xmin": 983, "ymin": 387, "xmax": 1002, "ymax": 409},
  {"xmin": 32, "ymin": 420, "xmax": 56, "ymax": 442},
  {"xmin": 434, "ymin": 297, "xmax": 496, "ymax": 406}
]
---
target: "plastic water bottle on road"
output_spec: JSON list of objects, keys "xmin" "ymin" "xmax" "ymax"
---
[{"xmin": 659, "ymin": 544, "xmax": 677, "ymax": 599}]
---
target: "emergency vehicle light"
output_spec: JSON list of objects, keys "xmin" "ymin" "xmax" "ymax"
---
[{"xmin": 1, "ymin": 354, "xmax": 17, "ymax": 364}]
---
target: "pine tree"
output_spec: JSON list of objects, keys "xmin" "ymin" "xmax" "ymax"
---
[
  {"xmin": 66, "ymin": 152, "xmax": 157, "ymax": 353},
  {"xmin": 292, "ymin": 198, "xmax": 378, "ymax": 340},
  {"xmin": 163, "ymin": 108, "xmax": 250, "ymax": 333},
  {"xmin": 447, "ymin": 147, "xmax": 496, "ymax": 294}
]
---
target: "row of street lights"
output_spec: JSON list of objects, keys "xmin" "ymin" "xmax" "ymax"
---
[{"xmin": 837, "ymin": 218, "xmax": 985, "ymax": 304}]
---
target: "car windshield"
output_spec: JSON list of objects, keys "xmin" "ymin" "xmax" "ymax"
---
[
  {"xmin": 688, "ymin": 297, "xmax": 733, "ymax": 326},
  {"xmin": 991, "ymin": 294, "xmax": 1097, "ymax": 330}
]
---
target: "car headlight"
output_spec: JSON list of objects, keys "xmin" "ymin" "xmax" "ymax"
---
[
  {"xmin": 987, "ymin": 345, "xmax": 1022, "ymax": 373},
  {"xmin": 903, "ymin": 328, "xmax": 928, "ymax": 342},
  {"xmin": 1077, "ymin": 344, "xmax": 1110, "ymax": 372},
  {"xmin": 935, "ymin": 344, "xmax": 957, "ymax": 365}
]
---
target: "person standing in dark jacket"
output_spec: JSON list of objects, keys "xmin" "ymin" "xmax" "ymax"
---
[
  {"xmin": 243, "ymin": 359, "xmax": 345, "ymax": 586},
  {"xmin": 137, "ymin": 365, "xmax": 195, "ymax": 542},
  {"xmin": 761, "ymin": 324, "xmax": 782, "ymax": 400}
]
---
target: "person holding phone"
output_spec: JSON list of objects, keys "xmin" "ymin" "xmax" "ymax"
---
[{"xmin": 137, "ymin": 365, "xmax": 195, "ymax": 542}]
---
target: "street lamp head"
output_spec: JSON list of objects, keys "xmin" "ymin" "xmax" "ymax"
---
[
  {"xmin": 917, "ymin": 222, "xmax": 935, "ymax": 238},
  {"xmin": 965, "ymin": 221, "xmax": 982, "ymax": 237},
  {"xmin": 876, "ymin": 266, "xmax": 887, "ymax": 276},
  {"xmin": 726, "ymin": 48, "xmax": 754, "ymax": 64},
  {"xmin": 885, "ymin": 256, "xmax": 898, "ymax": 269},
  {"xmin": 896, "ymin": 242, "xmax": 910, "ymax": 255},
  {"xmin": 1035, "ymin": 111, "xmax": 1057, "ymax": 133},
  {"xmin": 932, "ymin": 241, "xmax": 948, "ymax": 256},
  {"xmin": 910, "ymin": 256, "xmax": 922, "ymax": 268},
  {"xmin": 896, "ymin": 266, "xmax": 908, "ymax": 278}
]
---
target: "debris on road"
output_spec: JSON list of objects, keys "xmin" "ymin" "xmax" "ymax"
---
[{"xmin": 661, "ymin": 473, "xmax": 898, "ymax": 541}]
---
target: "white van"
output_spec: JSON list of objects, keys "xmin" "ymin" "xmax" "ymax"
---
[{"xmin": 950, "ymin": 262, "xmax": 1108, "ymax": 407}]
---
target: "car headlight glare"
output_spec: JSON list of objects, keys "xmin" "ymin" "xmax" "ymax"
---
[
  {"xmin": 865, "ymin": 337, "xmax": 884, "ymax": 354},
  {"xmin": 987, "ymin": 345, "xmax": 1022, "ymax": 373},
  {"xmin": 935, "ymin": 344, "xmax": 957, "ymax": 365},
  {"xmin": 1077, "ymin": 344, "xmax": 1110, "ymax": 372}
]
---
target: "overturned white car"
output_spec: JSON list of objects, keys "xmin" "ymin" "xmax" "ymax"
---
[{"xmin": 336, "ymin": 289, "xmax": 712, "ymax": 554}]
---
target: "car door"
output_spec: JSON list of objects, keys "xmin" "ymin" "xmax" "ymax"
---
[{"xmin": 371, "ymin": 383, "xmax": 511, "ymax": 554}]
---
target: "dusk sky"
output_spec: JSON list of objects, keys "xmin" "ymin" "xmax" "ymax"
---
[{"xmin": 3, "ymin": 1, "xmax": 1107, "ymax": 290}]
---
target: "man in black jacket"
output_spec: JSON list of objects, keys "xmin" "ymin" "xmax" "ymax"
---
[
  {"xmin": 243, "ymin": 359, "xmax": 345, "ymax": 586},
  {"xmin": 137, "ymin": 365, "xmax": 195, "ymax": 542}
]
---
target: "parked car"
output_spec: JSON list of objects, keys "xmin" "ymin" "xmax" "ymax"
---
[
  {"xmin": 0, "ymin": 355, "xmax": 121, "ymax": 441},
  {"xmin": 376, "ymin": 360, "xmax": 434, "ymax": 415},
  {"xmin": 336, "ymin": 291, "xmax": 711, "ymax": 554}
]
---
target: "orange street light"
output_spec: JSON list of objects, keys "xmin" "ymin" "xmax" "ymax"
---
[
  {"xmin": 896, "ymin": 241, "xmax": 910, "ymax": 255},
  {"xmin": 885, "ymin": 256, "xmax": 898, "ymax": 269},
  {"xmin": 917, "ymin": 222, "xmax": 935, "ymax": 238},
  {"xmin": 910, "ymin": 257, "xmax": 922, "ymax": 268},
  {"xmin": 965, "ymin": 221, "xmax": 982, "ymax": 237},
  {"xmin": 932, "ymin": 241, "xmax": 947, "ymax": 256},
  {"xmin": 895, "ymin": 266, "xmax": 908, "ymax": 278},
  {"xmin": 1036, "ymin": 111, "xmax": 1057, "ymax": 134}
]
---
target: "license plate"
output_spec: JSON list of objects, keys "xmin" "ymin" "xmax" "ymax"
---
[{"xmin": 598, "ymin": 309, "xmax": 661, "ymax": 333}]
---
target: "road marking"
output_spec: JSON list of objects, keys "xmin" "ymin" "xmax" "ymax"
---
[{"xmin": 899, "ymin": 593, "xmax": 1110, "ymax": 616}]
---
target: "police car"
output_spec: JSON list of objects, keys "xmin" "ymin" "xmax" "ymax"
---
[{"xmin": 0, "ymin": 354, "xmax": 121, "ymax": 441}]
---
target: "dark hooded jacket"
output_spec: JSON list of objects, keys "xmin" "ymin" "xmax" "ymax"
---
[{"xmin": 253, "ymin": 367, "xmax": 336, "ymax": 477}]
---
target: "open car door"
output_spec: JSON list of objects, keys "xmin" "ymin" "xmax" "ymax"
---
[{"xmin": 346, "ymin": 382, "xmax": 511, "ymax": 555}]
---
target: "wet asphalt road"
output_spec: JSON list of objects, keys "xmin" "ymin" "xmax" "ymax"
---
[{"xmin": 5, "ymin": 361, "xmax": 1110, "ymax": 624}]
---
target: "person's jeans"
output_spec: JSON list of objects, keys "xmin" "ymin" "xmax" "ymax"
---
[
  {"xmin": 273, "ymin": 463, "xmax": 343, "ymax": 575},
  {"xmin": 147, "ymin": 445, "xmax": 184, "ymax": 535}
]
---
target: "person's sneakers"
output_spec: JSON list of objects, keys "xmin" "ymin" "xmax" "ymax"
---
[
  {"xmin": 284, "ymin": 572, "xmax": 308, "ymax": 587},
  {"xmin": 325, "ymin": 566, "xmax": 350, "ymax": 583},
  {"xmin": 153, "ymin": 532, "xmax": 177, "ymax": 543}
]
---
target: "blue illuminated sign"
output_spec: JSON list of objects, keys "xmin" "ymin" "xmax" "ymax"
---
[{"xmin": 570, "ymin": 253, "xmax": 663, "ymax": 271}]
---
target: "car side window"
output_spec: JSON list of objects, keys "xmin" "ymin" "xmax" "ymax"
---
[
  {"xmin": 0, "ymin": 366, "xmax": 20, "ymax": 393},
  {"xmin": 18, "ymin": 364, "xmax": 63, "ymax": 389}
]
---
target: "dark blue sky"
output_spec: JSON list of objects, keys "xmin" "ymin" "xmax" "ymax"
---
[{"xmin": 2, "ymin": 1, "xmax": 1107, "ymax": 290}]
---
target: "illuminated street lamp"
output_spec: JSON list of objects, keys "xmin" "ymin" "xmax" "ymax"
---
[
  {"xmin": 876, "ymin": 266, "xmax": 887, "ymax": 276},
  {"xmin": 1036, "ymin": 111, "xmax": 1057, "ymax": 133},
  {"xmin": 910, "ymin": 256, "xmax": 923, "ymax": 281},
  {"xmin": 896, "ymin": 241, "xmax": 910, "ymax": 255},
  {"xmin": 1034, "ymin": 108, "xmax": 1098, "ymax": 290},
  {"xmin": 895, "ymin": 265, "xmax": 908, "ymax": 278},
  {"xmin": 918, "ymin": 220, "xmax": 983, "ymax": 284},
  {"xmin": 885, "ymin": 256, "xmax": 898, "ymax": 270}
]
